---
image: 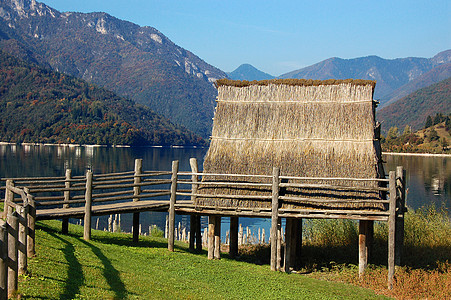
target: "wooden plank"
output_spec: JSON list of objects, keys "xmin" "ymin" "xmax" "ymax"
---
[
  {"xmin": 168, "ymin": 161, "xmax": 179, "ymax": 252},
  {"xmin": 388, "ymin": 171, "xmax": 396, "ymax": 289},
  {"xmin": 279, "ymin": 196, "xmax": 389, "ymax": 204},
  {"xmin": 280, "ymin": 175, "xmax": 389, "ymax": 182},
  {"xmin": 279, "ymin": 182, "xmax": 389, "ymax": 192},
  {"xmin": 270, "ymin": 167, "xmax": 280, "ymax": 271}
]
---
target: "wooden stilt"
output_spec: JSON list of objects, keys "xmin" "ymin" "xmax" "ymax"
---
[
  {"xmin": 270, "ymin": 167, "xmax": 280, "ymax": 271},
  {"xmin": 359, "ymin": 220, "xmax": 370, "ymax": 277},
  {"xmin": 395, "ymin": 166, "xmax": 406, "ymax": 266},
  {"xmin": 195, "ymin": 215, "xmax": 202, "ymax": 252},
  {"xmin": 189, "ymin": 215, "xmax": 196, "ymax": 252},
  {"xmin": 276, "ymin": 218, "xmax": 282, "ymax": 271},
  {"xmin": 214, "ymin": 216, "xmax": 221, "ymax": 259},
  {"xmin": 83, "ymin": 171, "xmax": 93, "ymax": 241},
  {"xmin": 229, "ymin": 216, "xmax": 238, "ymax": 258},
  {"xmin": 388, "ymin": 171, "xmax": 396, "ymax": 289},
  {"xmin": 295, "ymin": 218, "xmax": 302, "ymax": 270},
  {"xmin": 207, "ymin": 216, "xmax": 215, "ymax": 260},
  {"xmin": 62, "ymin": 169, "xmax": 71, "ymax": 234},
  {"xmin": 168, "ymin": 160, "xmax": 179, "ymax": 252},
  {"xmin": 284, "ymin": 218, "xmax": 294, "ymax": 273}
]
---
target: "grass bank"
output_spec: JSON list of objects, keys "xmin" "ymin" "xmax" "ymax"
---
[{"xmin": 18, "ymin": 220, "xmax": 386, "ymax": 299}]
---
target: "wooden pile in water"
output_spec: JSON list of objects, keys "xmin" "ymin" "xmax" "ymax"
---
[{"xmin": 197, "ymin": 79, "xmax": 385, "ymax": 210}]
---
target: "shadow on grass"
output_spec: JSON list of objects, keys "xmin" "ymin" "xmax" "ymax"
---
[
  {"xmin": 78, "ymin": 239, "xmax": 128, "ymax": 299},
  {"xmin": 45, "ymin": 231, "xmax": 84, "ymax": 300}
]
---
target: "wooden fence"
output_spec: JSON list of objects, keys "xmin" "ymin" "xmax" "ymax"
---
[{"xmin": 0, "ymin": 158, "xmax": 406, "ymax": 293}]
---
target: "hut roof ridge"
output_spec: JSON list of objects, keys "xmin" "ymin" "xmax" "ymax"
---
[{"xmin": 216, "ymin": 78, "xmax": 376, "ymax": 89}]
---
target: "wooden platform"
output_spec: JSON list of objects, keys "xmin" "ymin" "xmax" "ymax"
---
[{"xmin": 37, "ymin": 200, "xmax": 188, "ymax": 220}]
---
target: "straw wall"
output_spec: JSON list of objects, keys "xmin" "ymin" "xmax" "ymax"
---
[{"xmin": 197, "ymin": 80, "xmax": 384, "ymax": 210}]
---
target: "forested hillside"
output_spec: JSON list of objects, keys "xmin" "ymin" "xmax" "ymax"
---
[
  {"xmin": 0, "ymin": 51, "xmax": 205, "ymax": 146},
  {"xmin": 377, "ymin": 77, "xmax": 451, "ymax": 133}
]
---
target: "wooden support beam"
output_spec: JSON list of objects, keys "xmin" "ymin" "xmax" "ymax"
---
[
  {"xmin": 168, "ymin": 160, "xmax": 179, "ymax": 252},
  {"xmin": 359, "ymin": 220, "xmax": 372, "ymax": 277},
  {"xmin": 284, "ymin": 218, "xmax": 294, "ymax": 273},
  {"xmin": 276, "ymin": 219, "xmax": 282, "ymax": 271},
  {"xmin": 207, "ymin": 216, "xmax": 215, "ymax": 260},
  {"xmin": 62, "ymin": 169, "xmax": 71, "ymax": 234},
  {"xmin": 84, "ymin": 171, "xmax": 93, "ymax": 241},
  {"xmin": 133, "ymin": 159, "xmax": 143, "ymax": 244},
  {"xmin": 214, "ymin": 216, "xmax": 221, "ymax": 259},
  {"xmin": 270, "ymin": 167, "xmax": 280, "ymax": 271},
  {"xmin": 189, "ymin": 215, "xmax": 196, "ymax": 252},
  {"xmin": 0, "ymin": 220, "xmax": 7, "ymax": 300},
  {"xmin": 26, "ymin": 193, "xmax": 36, "ymax": 257},
  {"xmin": 7, "ymin": 212, "xmax": 18, "ymax": 298},
  {"xmin": 294, "ymin": 218, "xmax": 302, "ymax": 270},
  {"xmin": 17, "ymin": 205, "xmax": 27, "ymax": 276},
  {"xmin": 388, "ymin": 171, "xmax": 396, "ymax": 289},
  {"xmin": 195, "ymin": 215, "xmax": 202, "ymax": 252},
  {"xmin": 395, "ymin": 166, "xmax": 406, "ymax": 266},
  {"xmin": 229, "ymin": 216, "xmax": 239, "ymax": 258}
]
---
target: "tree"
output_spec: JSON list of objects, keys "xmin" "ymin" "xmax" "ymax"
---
[
  {"xmin": 428, "ymin": 128, "xmax": 439, "ymax": 141},
  {"xmin": 386, "ymin": 127, "xmax": 399, "ymax": 141},
  {"xmin": 425, "ymin": 115, "xmax": 433, "ymax": 129}
]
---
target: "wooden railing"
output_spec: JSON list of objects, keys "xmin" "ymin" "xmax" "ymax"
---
[{"xmin": 1, "ymin": 158, "xmax": 406, "ymax": 290}]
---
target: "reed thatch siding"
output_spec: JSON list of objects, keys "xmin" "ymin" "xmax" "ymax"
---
[{"xmin": 197, "ymin": 79, "xmax": 385, "ymax": 210}]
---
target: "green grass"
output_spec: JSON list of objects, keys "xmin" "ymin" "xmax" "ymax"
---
[{"xmin": 18, "ymin": 220, "xmax": 388, "ymax": 299}]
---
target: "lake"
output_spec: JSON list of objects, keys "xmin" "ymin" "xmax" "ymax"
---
[{"xmin": 1, "ymin": 144, "xmax": 449, "ymax": 241}]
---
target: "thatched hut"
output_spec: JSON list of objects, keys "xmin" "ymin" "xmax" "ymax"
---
[{"xmin": 196, "ymin": 78, "xmax": 385, "ymax": 210}]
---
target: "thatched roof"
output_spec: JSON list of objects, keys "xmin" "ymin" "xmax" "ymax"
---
[{"xmin": 197, "ymin": 79, "xmax": 384, "ymax": 210}]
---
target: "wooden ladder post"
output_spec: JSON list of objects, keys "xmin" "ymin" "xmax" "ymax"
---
[
  {"xmin": 395, "ymin": 166, "xmax": 406, "ymax": 266},
  {"xmin": 62, "ymin": 169, "xmax": 71, "ymax": 234},
  {"xmin": 0, "ymin": 220, "xmax": 7, "ymax": 300},
  {"xmin": 168, "ymin": 160, "xmax": 179, "ymax": 252},
  {"xmin": 133, "ymin": 159, "xmax": 143, "ymax": 243},
  {"xmin": 388, "ymin": 171, "xmax": 396, "ymax": 289},
  {"xmin": 7, "ymin": 212, "xmax": 18, "ymax": 298},
  {"xmin": 270, "ymin": 167, "xmax": 280, "ymax": 271},
  {"xmin": 229, "ymin": 216, "xmax": 239, "ymax": 258},
  {"xmin": 17, "ymin": 205, "xmax": 27, "ymax": 276},
  {"xmin": 26, "ymin": 193, "xmax": 36, "ymax": 257},
  {"xmin": 84, "ymin": 171, "xmax": 93, "ymax": 241},
  {"xmin": 189, "ymin": 158, "xmax": 199, "ymax": 252}
]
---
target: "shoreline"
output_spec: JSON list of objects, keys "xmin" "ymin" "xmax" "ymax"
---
[
  {"xmin": 382, "ymin": 152, "xmax": 451, "ymax": 157},
  {"xmin": 0, "ymin": 141, "xmax": 205, "ymax": 149}
]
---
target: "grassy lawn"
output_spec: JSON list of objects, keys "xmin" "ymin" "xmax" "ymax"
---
[{"xmin": 18, "ymin": 220, "xmax": 388, "ymax": 299}]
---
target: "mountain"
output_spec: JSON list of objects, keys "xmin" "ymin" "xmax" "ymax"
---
[
  {"xmin": 377, "ymin": 77, "xmax": 451, "ymax": 133},
  {"xmin": 0, "ymin": 50, "xmax": 205, "ymax": 146},
  {"xmin": 382, "ymin": 63, "xmax": 451, "ymax": 107},
  {"xmin": 279, "ymin": 50, "xmax": 451, "ymax": 105},
  {"xmin": 228, "ymin": 64, "xmax": 275, "ymax": 81},
  {"xmin": 0, "ymin": 0, "xmax": 228, "ymax": 138}
]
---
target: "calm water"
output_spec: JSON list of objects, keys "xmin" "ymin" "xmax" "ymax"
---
[{"xmin": 0, "ymin": 144, "xmax": 449, "ymax": 240}]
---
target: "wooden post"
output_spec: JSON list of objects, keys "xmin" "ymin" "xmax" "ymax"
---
[
  {"xmin": 388, "ymin": 171, "xmax": 396, "ymax": 289},
  {"xmin": 395, "ymin": 166, "xmax": 406, "ymax": 266},
  {"xmin": 229, "ymin": 216, "xmax": 239, "ymax": 258},
  {"xmin": 0, "ymin": 220, "xmax": 7, "ymax": 300},
  {"xmin": 133, "ymin": 159, "xmax": 143, "ymax": 243},
  {"xmin": 295, "ymin": 218, "xmax": 302, "ymax": 269},
  {"xmin": 4, "ymin": 180, "xmax": 14, "ymax": 219},
  {"xmin": 7, "ymin": 212, "xmax": 18, "ymax": 298},
  {"xmin": 276, "ymin": 219, "xmax": 282, "ymax": 271},
  {"xmin": 214, "ymin": 216, "xmax": 221, "ymax": 259},
  {"xmin": 359, "ymin": 220, "xmax": 371, "ymax": 277},
  {"xmin": 26, "ymin": 193, "xmax": 36, "ymax": 257},
  {"xmin": 207, "ymin": 216, "xmax": 215, "ymax": 260},
  {"xmin": 284, "ymin": 218, "xmax": 294, "ymax": 273},
  {"xmin": 195, "ymin": 215, "xmax": 202, "ymax": 252},
  {"xmin": 270, "ymin": 167, "xmax": 280, "ymax": 271},
  {"xmin": 84, "ymin": 171, "xmax": 93, "ymax": 241},
  {"xmin": 62, "ymin": 169, "xmax": 71, "ymax": 234},
  {"xmin": 189, "ymin": 158, "xmax": 199, "ymax": 252},
  {"xmin": 189, "ymin": 215, "xmax": 197, "ymax": 251},
  {"xmin": 17, "ymin": 205, "xmax": 27, "ymax": 276},
  {"xmin": 168, "ymin": 160, "xmax": 179, "ymax": 252}
]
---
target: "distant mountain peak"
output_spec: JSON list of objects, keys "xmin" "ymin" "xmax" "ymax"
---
[{"xmin": 228, "ymin": 63, "xmax": 274, "ymax": 81}]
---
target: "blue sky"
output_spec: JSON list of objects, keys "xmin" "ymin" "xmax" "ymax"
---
[{"xmin": 43, "ymin": 0, "xmax": 450, "ymax": 76}]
